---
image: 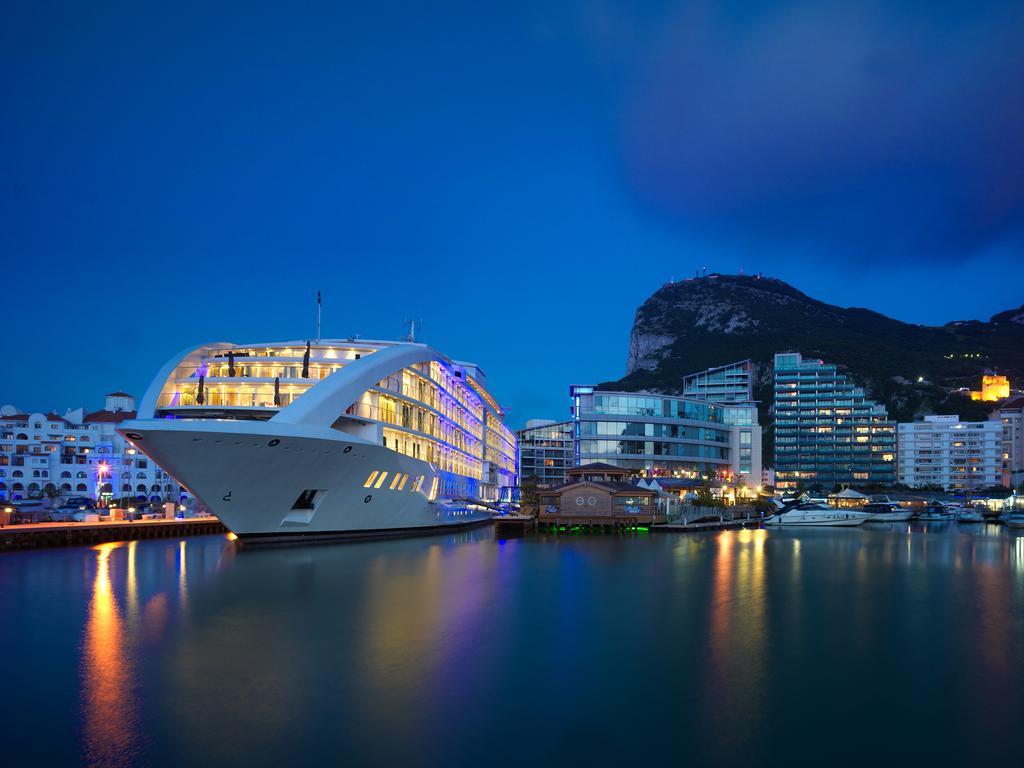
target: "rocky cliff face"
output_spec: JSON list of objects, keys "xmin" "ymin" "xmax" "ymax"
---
[{"xmin": 605, "ymin": 274, "xmax": 1024, "ymax": 424}]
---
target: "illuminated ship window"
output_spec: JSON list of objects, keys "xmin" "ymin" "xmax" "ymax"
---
[
  {"xmin": 373, "ymin": 471, "xmax": 389, "ymax": 489},
  {"xmin": 397, "ymin": 474, "xmax": 408, "ymax": 491},
  {"xmin": 389, "ymin": 473, "xmax": 402, "ymax": 490},
  {"xmin": 363, "ymin": 471, "xmax": 379, "ymax": 488}
]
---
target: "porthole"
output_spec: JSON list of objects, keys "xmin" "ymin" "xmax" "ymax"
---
[
  {"xmin": 268, "ymin": 439, "xmax": 280, "ymax": 447},
  {"xmin": 364, "ymin": 495, "xmax": 372, "ymax": 504},
  {"xmin": 343, "ymin": 446, "xmax": 352, "ymax": 454},
  {"xmin": 124, "ymin": 431, "xmax": 143, "ymax": 440}
]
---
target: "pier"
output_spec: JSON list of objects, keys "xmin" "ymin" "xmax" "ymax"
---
[
  {"xmin": 537, "ymin": 513, "xmax": 657, "ymax": 533},
  {"xmin": 493, "ymin": 514, "xmax": 537, "ymax": 535},
  {"xmin": 0, "ymin": 518, "xmax": 227, "ymax": 551}
]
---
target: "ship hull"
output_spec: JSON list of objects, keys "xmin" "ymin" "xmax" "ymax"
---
[{"xmin": 118, "ymin": 419, "xmax": 492, "ymax": 540}]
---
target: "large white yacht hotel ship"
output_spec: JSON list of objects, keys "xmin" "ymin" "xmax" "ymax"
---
[{"xmin": 119, "ymin": 339, "xmax": 518, "ymax": 541}]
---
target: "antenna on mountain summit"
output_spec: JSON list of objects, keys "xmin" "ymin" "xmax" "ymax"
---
[{"xmin": 403, "ymin": 318, "xmax": 423, "ymax": 343}]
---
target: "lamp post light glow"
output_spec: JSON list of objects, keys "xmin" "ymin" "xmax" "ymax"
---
[{"xmin": 95, "ymin": 462, "xmax": 111, "ymax": 507}]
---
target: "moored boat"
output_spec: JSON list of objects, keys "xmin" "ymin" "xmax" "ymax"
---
[
  {"xmin": 119, "ymin": 339, "xmax": 518, "ymax": 542},
  {"xmin": 765, "ymin": 502, "xmax": 871, "ymax": 527},
  {"xmin": 1004, "ymin": 512, "xmax": 1024, "ymax": 529},
  {"xmin": 919, "ymin": 501, "xmax": 957, "ymax": 522},
  {"xmin": 956, "ymin": 506, "xmax": 985, "ymax": 524},
  {"xmin": 863, "ymin": 501, "xmax": 913, "ymax": 522}
]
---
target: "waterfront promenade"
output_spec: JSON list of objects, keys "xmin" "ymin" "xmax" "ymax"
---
[{"xmin": 0, "ymin": 517, "xmax": 226, "ymax": 551}]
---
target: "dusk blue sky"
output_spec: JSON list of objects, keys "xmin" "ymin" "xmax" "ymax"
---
[{"xmin": 3, "ymin": 1, "xmax": 1023, "ymax": 427}]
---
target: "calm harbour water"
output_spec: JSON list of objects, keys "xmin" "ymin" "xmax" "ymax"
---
[{"xmin": 3, "ymin": 523, "xmax": 1024, "ymax": 767}]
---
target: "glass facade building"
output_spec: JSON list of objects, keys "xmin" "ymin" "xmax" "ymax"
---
[
  {"xmin": 682, "ymin": 360, "xmax": 754, "ymax": 403},
  {"xmin": 570, "ymin": 386, "xmax": 761, "ymax": 484},
  {"xmin": 516, "ymin": 419, "xmax": 573, "ymax": 485},
  {"xmin": 773, "ymin": 352, "xmax": 896, "ymax": 490}
]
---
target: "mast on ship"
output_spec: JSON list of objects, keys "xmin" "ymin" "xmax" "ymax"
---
[{"xmin": 403, "ymin": 318, "xmax": 423, "ymax": 343}]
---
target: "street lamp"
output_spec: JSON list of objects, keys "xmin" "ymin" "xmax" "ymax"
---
[{"xmin": 95, "ymin": 462, "xmax": 110, "ymax": 507}]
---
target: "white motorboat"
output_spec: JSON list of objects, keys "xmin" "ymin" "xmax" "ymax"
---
[
  {"xmin": 956, "ymin": 507, "xmax": 985, "ymax": 524},
  {"xmin": 863, "ymin": 501, "xmax": 913, "ymax": 522},
  {"xmin": 1004, "ymin": 512, "xmax": 1024, "ymax": 530},
  {"xmin": 918, "ymin": 501, "xmax": 957, "ymax": 521},
  {"xmin": 765, "ymin": 502, "xmax": 871, "ymax": 527}
]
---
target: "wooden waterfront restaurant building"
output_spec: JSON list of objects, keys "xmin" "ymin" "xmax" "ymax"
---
[{"xmin": 537, "ymin": 463, "xmax": 672, "ymax": 527}]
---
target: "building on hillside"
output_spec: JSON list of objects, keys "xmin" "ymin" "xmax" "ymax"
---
[
  {"xmin": 773, "ymin": 352, "xmax": 896, "ymax": 490},
  {"xmin": 991, "ymin": 397, "xmax": 1024, "ymax": 488},
  {"xmin": 569, "ymin": 385, "xmax": 761, "ymax": 486},
  {"xmin": 682, "ymin": 360, "xmax": 754, "ymax": 403},
  {"xmin": 0, "ymin": 393, "xmax": 188, "ymax": 504},
  {"xmin": 897, "ymin": 415, "xmax": 1003, "ymax": 491},
  {"xmin": 970, "ymin": 375, "xmax": 1011, "ymax": 402},
  {"xmin": 516, "ymin": 419, "xmax": 573, "ymax": 485}
]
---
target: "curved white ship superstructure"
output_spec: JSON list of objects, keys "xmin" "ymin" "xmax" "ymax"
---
[{"xmin": 119, "ymin": 339, "xmax": 517, "ymax": 541}]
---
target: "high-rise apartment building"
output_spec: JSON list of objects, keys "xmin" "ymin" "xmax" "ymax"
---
[
  {"xmin": 773, "ymin": 352, "xmax": 896, "ymax": 490},
  {"xmin": 992, "ymin": 397, "xmax": 1024, "ymax": 488},
  {"xmin": 516, "ymin": 419, "xmax": 573, "ymax": 485},
  {"xmin": 682, "ymin": 360, "xmax": 754, "ymax": 403},
  {"xmin": 897, "ymin": 415, "xmax": 1003, "ymax": 490}
]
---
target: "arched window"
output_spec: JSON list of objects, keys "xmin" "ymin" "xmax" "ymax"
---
[
  {"xmin": 33, "ymin": 470, "xmax": 40, "ymax": 478},
  {"xmin": 16, "ymin": 433, "xmax": 28, "ymax": 440},
  {"xmin": 41, "ymin": 470, "xmax": 48, "ymax": 477},
  {"xmin": 136, "ymin": 472, "xmax": 146, "ymax": 479},
  {"xmin": 80, "ymin": 435, "xmax": 90, "ymax": 441},
  {"xmin": 44, "ymin": 483, "xmax": 55, "ymax": 493},
  {"xmin": 13, "ymin": 470, "xmax": 23, "ymax": 478},
  {"xmin": 136, "ymin": 484, "xmax": 146, "ymax": 492},
  {"xmin": 13, "ymin": 483, "xmax": 24, "ymax": 491},
  {"xmin": 0, "ymin": 482, "xmax": 6, "ymax": 490},
  {"xmin": 77, "ymin": 472, "xmax": 87, "ymax": 478},
  {"xmin": 75, "ymin": 483, "xmax": 87, "ymax": 492},
  {"xmin": 122, "ymin": 484, "xmax": 132, "ymax": 492},
  {"xmin": 61, "ymin": 471, "xmax": 71, "ymax": 478},
  {"xmin": 28, "ymin": 483, "xmax": 40, "ymax": 492},
  {"xmin": 60, "ymin": 483, "xmax": 71, "ymax": 491},
  {"xmin": 121, "ymin": 472, "xmax": 130, "ymax": 479},
  {"xmin": 150, "ymin": 484, "xmax": 161, "ymax": 492},
  {"xmin": 164, "ymin": 484, "xmax": 173, "ymax": 492},
  {"xmin": 149, "ymin": 495, "xmax": 161, "ymax": 502}
]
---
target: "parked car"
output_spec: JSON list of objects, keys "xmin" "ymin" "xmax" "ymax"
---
[
  {"xmin": 48, "ymin": 496, "xmax": 97, "ymax": 522},
  {"xmin": 10, "ymin": 499, "xmax": 53, "ymax": 524}
]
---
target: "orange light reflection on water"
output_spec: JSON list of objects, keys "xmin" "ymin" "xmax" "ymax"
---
[{"xmin": 82, "ymin": 542, "xmax": 138, "ymax": 768}]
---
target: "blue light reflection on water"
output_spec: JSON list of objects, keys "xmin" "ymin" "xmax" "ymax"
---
[{"xmin": 2, "ymin": 523, "xmax": 1024, "ymax": 767}]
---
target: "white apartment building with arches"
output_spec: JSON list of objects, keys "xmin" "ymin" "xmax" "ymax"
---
[{"xmin": 0, "ymin": 392, "xmax": 187, "ymax": 504}]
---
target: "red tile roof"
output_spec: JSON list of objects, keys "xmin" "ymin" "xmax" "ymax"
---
[
  {"xmin": 0, "ymin": 413, "xmax": 29, "ymax": 421},
  {"xmin": 83, "ymin": 410, "xmax": 137, "ymax": 423}
]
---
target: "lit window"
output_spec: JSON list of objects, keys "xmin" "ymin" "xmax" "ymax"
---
[
  {"xmin": 397, "ymin": 474, "xmax": 409, "ymax": 491},
  {"xmin": 363, "ymin": 471, "xmax": 379, "ymax": 488},
  {"xmin": 389, "ymin": 473, "xmax": 402, "ymax": 490},
  {"xmin": 374, "ymin": 471, "xmax": 389, "ymax": 489}
]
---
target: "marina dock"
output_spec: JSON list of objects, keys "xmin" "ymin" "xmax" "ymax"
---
[
  {"xmin": 493, "ymin": 514, "xmax": 537, "ymax": 535},
  {"xmin": 0, "ymin": 517, "xmax": 227, "ymax": 551}
]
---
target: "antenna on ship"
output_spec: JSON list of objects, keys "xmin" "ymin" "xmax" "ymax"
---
[
  {"xmin": 315, "ymin": 291, "xmax": 323, "ymax": 342},
  {"xmin": 403, "ymin": 318, "xmax": 423, "ymax": 343}
]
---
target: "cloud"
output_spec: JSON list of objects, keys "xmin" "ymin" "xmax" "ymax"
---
[{"xmin": 620, "ymin": 1, "xmax": 1024, "ymax": 260}]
